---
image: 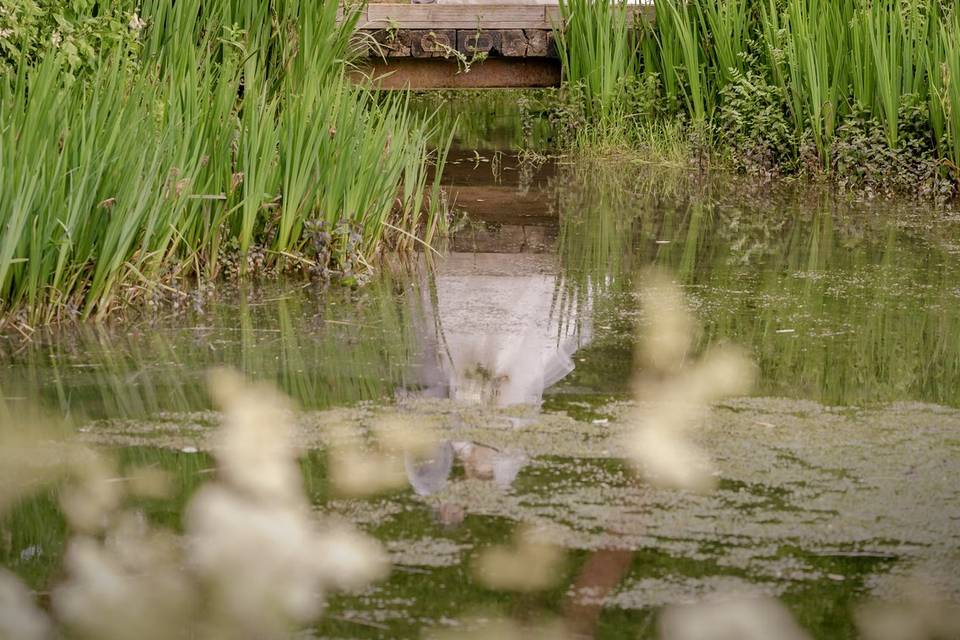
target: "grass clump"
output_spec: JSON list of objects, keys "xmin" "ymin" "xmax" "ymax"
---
[
  {"xmin": 554, "ymin": 0, "xmax": 960, "ymax": 198},
  {"xmin": 555, "ymin": 0, "xmax": 638, "ymax": 140},
  {"xmin": 0, "ymin": 0, "xmax": 450, "ymax": 326}
]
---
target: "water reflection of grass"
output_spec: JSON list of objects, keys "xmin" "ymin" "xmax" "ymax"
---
[
  {"xmin": 411, "ymin": 90, "xmax": 557, "ymax": 151},
  {"xmin": 554, "ymin": 162, "xmax": 960, "ymax": 407},
  {"xmin": 2, "ymin": 278, "xmax": 419, "ymax": 420},
  {"xmin": 5, "ymin": 162, "xmax": 959, "ymax": 418}
]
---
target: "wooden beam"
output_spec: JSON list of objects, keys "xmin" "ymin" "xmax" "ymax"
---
[
  {"xmin": 356, "ymin": 3, "xmax": 653, "ymax": 30},
  {"xmin": 543, "ymin": 3, "xmax": 653, "ymax": 23},
  {"xmin": 365, "ymin": 27, "xmax": 557, "ymax": 58},
  {"xmin": 364, "ymin": 4, "xmax": 551, "ymax": 29}
]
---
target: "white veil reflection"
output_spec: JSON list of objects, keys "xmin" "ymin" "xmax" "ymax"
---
[
  {"xmin": 404, "ymin": 250, "xmax": 592, "ymax": 504},
  {"xmin": 413, "ymin": 252, "xmax": 591, "ymax": 407}
]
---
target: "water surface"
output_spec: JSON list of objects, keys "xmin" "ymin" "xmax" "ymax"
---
[{"xmin": 3, "ymin": 149, "xmax": 960, "ymax": 638}]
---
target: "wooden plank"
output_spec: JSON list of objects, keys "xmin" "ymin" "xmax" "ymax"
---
[
  {"xmin": 524, "ymin": 29, "xmax": 553, "ymax": 57},
  {"xmin": 410, "ymin": 29, "xmax": 457, "ymax": 57},
  {"xmin": 370, "ymin": 29, "xmax": 413, "ymax": 57},
  {"xmin": 358, "ymin": 4, "xmax": 654, "ymax": 29},
  {"xmin": 368, "ymin": 27, "xmax": 557, "ymax": 59},
  {"xmin": 363, "ymin": 4, "xmax": 550, "ymax": 29},
  {"xmin": 545, "ymin": 4, "xmax": 654, "ymax": 24}
]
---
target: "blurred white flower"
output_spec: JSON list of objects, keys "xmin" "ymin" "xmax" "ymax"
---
[
  {"xmin": 0, "ymin": 569, "xmax": 51, "ymax": 640},
  {"xmin": 0, "ymin": 411, "xmax": 73, "ymax": 516},
  {"xmin": 629, "ymin": 420, "xmax": 717, "ymax": 493},
  {"xmin": 52, "ymin": 529, "xmax": 194, "ymax": 640},
  {"xmin": 679, "ymin": 346, "xmax": 756, "ymax": 402},
  {"xmin": 10, "ymin": 369, "xmax": 392, "ymax": 640},
  {"xmin": 185, "ymin": 370, "xmax": 391, "ymax": 636},
  {"xmin": 473, "ymin": 525, "xmax": 564, "ymax": 592},
  {"xmin": 207, "ymin": 368, "xmax": 303, "ymax": 505},
  {"xmin": 126, "ymin": 465, "xmax": 172, "ymax": 500},
  {"xmin": 639, "ymin": 272, "xmax": 695, "ymax": 374},
  {"xmin": 59, "ymin": 451, "xmax": 123, "ymax": 534},
  {"xmin": 659, "ymin": 596, "xmax": 811, "ymax": 640},
  {"xmin": 628, "ymin": 273, "xmax": 754, "ymax": 493},
  {"xmin": 856, "ymin": 582, "xmax": 960, "ymax": 640},
  {"xmin": 314, "ymin": 523, "xmax": 391, "ymax": 592},
  {"xmin": 329, "ymin": 446, "xmax": 408, "ymax": 497},
  {"xmin": 186, "ymin": 472, "xmax": 390, "ymax": 635},
  {"xmin": 371, "ymin": 414, "xmax": 441, "ymax": 457},
  {"xmin": 186, "ymin": 485, "xmax": 330, "ymax": 633}
]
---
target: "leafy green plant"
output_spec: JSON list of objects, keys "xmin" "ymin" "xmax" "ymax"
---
[
  {"xmin": 555, "ymin": 0, "xmax": 638, "ymax": 129},
  {"xmin": 545, "ymin": 0, "xmax": 958, "ymax": 196},
  {"xmin": 719, "ymin": 69, "xmax": 796, "ymax": 174},
  {"xmin": 0, "ymin": 0, "xmax": 451, "ymax": 324},
  {"xmin": 0, "ymin": 0, "xmax": 141, "ymax": 80}
]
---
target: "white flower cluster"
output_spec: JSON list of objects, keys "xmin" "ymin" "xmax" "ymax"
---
[
  {"xmin": 627, "ymin": 271, "xmax": 755, "ymax": 492},
  {"xmin": 0, "ymin": 369, "xmax": 390, "ymax": 639},
  {"xmin": 186, "ymin": 370, "xmax": 389, "ymax": 636}
]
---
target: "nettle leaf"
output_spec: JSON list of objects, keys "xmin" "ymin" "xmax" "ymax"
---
[{"xmin": 53, "ymin": 12, "xmax": 73, "ymax": 32}]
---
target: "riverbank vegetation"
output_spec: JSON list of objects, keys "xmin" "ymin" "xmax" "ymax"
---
[
  {"xmin": 555, "ymin": 0, "xmax": 960, "ymax": 199},
  {"xmin": 0, "ymin": 1, "xmax": 449, "ymax": 326}
]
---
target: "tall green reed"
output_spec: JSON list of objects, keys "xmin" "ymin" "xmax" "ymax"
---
[
  {"xmin": 760, "ymin": 0, "xmax": 851, "ymax": 163},
  {"xmin": 558, "ymin": 0, "xmax": 958, "ymax": 184},
  {"xmin": 556, "ymin": 0, "xmax": 638, "ymax": 130},
  {"xmin": 0, "ymin": 0, "xmax": 450, "ymax": 324},
  {"xmin": 656, "ymin": 0, "xmax": 710, "ymax": 123},
  {"xmin": 849, "ymin": 0, "xmax": 931, "ymax": 147},
  {"xmin": 929, "ymin": 8, "xmax": 960, "ymax": 171}
]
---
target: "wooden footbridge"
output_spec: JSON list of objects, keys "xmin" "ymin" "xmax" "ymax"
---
[{"xmin": 347, "ymin": 2, "xmax": 654, "ymax": 89}]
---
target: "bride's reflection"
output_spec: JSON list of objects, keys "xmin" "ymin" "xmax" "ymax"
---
[{"xmin": 404, "ymin": 251, "xmax": 591, "ymax": 519}]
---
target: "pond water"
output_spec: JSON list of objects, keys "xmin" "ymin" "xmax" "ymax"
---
[{"xmin": 3, "ymin": 140, "xmax": 960, "ymax": 637}]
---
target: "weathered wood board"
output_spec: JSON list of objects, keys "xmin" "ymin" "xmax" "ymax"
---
[
  {"xmin": 343, "ymin": 3, "xmax": 653, "ymax": 31},
  {"xmin": 344, "ymin": 3, "xmax": 653, "ymax": 87},
  {"xmin": 366, "ymin": 27, "xmax": 556, "ymax": 58}
]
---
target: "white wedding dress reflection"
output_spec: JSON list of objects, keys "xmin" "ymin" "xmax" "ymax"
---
[
  {"xmin": 414, "ymin": 252, "xmax": 590, "ymax": 406},
  {"xmin": 405, "ymin": 251, "xmax": 591, "ymax": 499}
]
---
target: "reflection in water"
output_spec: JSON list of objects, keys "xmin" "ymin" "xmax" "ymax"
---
[
  {"xmin": 3, "ymin": 152, "xmax": 960, "ymax": 638},
  {"xmin": 413, "ymin": 254, "xmax": 589, "ymax": 407},
  {"xmin": 405, "ymin": 441, "xmax": 527, "ymax": 498},
  {"xmin": 553, "ymin": 162, "xmax": 960, "ymax": 407},
  {"xmin": 405, "ymin": 218, "xmax": 591, "ymax": 502},
  {"xmin": 411, "ymin": 92, "xmax": 555, "ymax": 151},
  {"xmin": 1, "ymin": 155, "xmax": 959, "ymax": 422},
  {"xmin": 0, "ymin": 278, "xmax": 422, "ymax": 420}
]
